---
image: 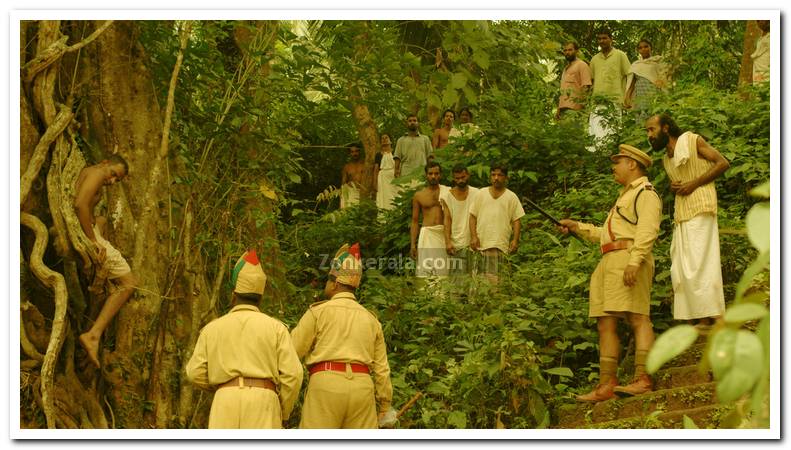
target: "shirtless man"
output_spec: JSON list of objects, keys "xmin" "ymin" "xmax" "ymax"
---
[
  {"xmin": 410, "ymin": 161, "xmax": 449, "ymax": 277},
  {"xmin": 340, "ymin": 144, "xmax": 365, "ymax": 209},
  {"xmin": 431, "ymin": 109, "xmax": 460, "ymax": 150},
  {"xmin": 73, "ymin": 155, "xmax": 137, "ymax": 368}
]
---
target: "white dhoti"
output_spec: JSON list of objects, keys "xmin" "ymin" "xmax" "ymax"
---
[
  {"xmin": 587, "ymin": 104, "xmax": 621, "ymax": 152},
  {"xmin": 670, "ymin": 214, "xmax": 726, "ymax": 320},
  {"xmin": 340, "ymin": 184, "xmax": 360, "ymax": 209},
  {"xmin": 416, "ymin": 224, "xmax": 449, "ymax": 278},
  {"xmin": 376, "ymin": 154, "xmax": 399, "ymax": 211}
]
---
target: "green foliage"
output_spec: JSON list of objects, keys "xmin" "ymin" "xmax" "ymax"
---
[
  {"xmin": 646, "ymin": 325, "xmax": 699, "ymax": 374},
  {"xmin": 130, "ymin": 19, "xmax": 770, "ymax": 428}
]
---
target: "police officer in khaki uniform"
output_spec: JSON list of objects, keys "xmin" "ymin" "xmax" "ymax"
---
[
  {"xmin": 185, "ymin": 250, "xmax": 303, "ymax": 428},
  {"xmin": 559, "ymin": 145, "xmax": 662, "ymax": 402},
  {"xmin": 291, "ymin": 243, "xmax": 394, "ymax": 428}
]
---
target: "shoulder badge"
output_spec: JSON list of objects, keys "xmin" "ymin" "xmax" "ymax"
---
[{"xmin": 309, "ymin": 299, "xmax": 329, "ymax": 309}]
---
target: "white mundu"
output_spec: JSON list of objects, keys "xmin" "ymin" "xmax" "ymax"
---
[
  {"xmin": 441, "ymin": 186, "xmax": 479, "ymax": 249},
  {"xmin": 670, "ymin": 214, "xmax": 725, "ymax": 320},
  {"xmin": 469, "ymin": 187, "xmax": 525, "ymax": 253}
]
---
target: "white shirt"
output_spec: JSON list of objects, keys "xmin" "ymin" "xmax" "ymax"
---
[
  {"xmin": 468, "ymin": 187, "xmax": 525, "ymax": 253},
  {"xmin": 441, "ymin": 186, "xmax": 479, "ymax": 249}
]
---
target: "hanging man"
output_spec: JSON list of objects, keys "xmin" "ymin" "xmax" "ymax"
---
[
  {"xmin": 74, "ymin": 154, "xmax": 138, "ymax": 369},
  {"xmin": 291, "ymin": 243, "xmax": 395, "ymax": 429},
  {"xmin": 185, "ymin": 250, "xmax": 303, "ymax": 428},
  {"xmin": 645, "ymin": 113, "xmax": 730, "ymax": 329},
  {"xmin": 559, "ymin": 145, "xmax": 662, "ymax": 401}
]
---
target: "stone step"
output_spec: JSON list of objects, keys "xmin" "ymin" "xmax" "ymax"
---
[
  {"xmin": 584, "ymin": 403, "xmax": 735, "ymax": 429},
  {"xmin": 556, "ymin": 382, "xmax": 718, "ymax": 428},
  {"xmin": 654, "ymin": 364, "xmax": 712, "ymax": 390},
  {"xmin": 667, "ymin": 342, "xmax": 707, "ymax": 367}
]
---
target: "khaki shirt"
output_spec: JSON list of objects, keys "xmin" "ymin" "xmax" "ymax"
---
[
  {"xmin": 577, "ymin": 176, "xmax": 662, "ymax": 267},
  {"xmin": 291, "ymin": 292, "xmax": 393, "ymax": 411},
  {"xmin": 185, "ymin": 304, "xmax": 304, "ymax": 420}
]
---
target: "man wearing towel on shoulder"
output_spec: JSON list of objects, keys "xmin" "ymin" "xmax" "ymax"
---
[
  {"xmin": 645, "ymin": 113, "xmax": 730, "ymax": 329},
  {"xmin": 291, "ymin": 243, "xmax": 395, "ymax": 428},
  {"xmin": 469, "ymin": 163, "xmax": 525, "ymax": 283},
  {"xmin": 185, "ymin": 249, "xmax": 303, "ymax": 428},
  {"xmin": 410, "ymin": 161, "xmax": 450, "ymax": 278}
]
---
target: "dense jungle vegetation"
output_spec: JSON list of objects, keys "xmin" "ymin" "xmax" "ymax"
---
[{"xmin": 19, "ymin": 19, "xmax": 771, "ymax": 430}]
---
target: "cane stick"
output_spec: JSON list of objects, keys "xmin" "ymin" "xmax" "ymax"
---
[
  {"xmin": 396, "ymin": 392, "xmax": 423, "ymax": 419},
  {"xmin": 522, "ymin": 197, "xmax": 586, "ymax": 244}
]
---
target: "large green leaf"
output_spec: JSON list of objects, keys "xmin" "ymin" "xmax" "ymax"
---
[
  {"xmin": 646, "ymin": 325, "xmax": 699, "ymax": 374},
  {"xmin": 745, "ymin": 202, "xmax": 770, "ymax": 254},
  {"xmin": 709, "ymin": 329, "xmax": 764, "ymax": 403},
  {"xmin": 749, "ymin": 181, "xmax": 770, "ymax": 198},
  {"xmin": 544, "ymin": 367, "xmax": 573, "ymax": 378},
  {"xmin": 447, "ymin": 410, "xmax": 467, "ymax": 428},
  {"xmin": 682, "ymin": 415, "xmax": 699, "ymax": 429},
  {"xmin": 451, "ymin": 72, "xmax": 467, "ymax": 89},
  {"xmin": 724, "ymin": 303, "xmax": 767, "ymax": 324}
]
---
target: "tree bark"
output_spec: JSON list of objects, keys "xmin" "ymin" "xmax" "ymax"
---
[{"xmin": 739, "ymin": 20, "xmax": 761, "ymax": 86}]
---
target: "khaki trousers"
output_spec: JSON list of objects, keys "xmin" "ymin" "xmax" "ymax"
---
[
  {"xmin": 299, "ymin": 371, "xmax": 377, "ymax": 429},
  {"xmin": 208, "ymin": 386, "xmax": 282, "ymax": 429}
]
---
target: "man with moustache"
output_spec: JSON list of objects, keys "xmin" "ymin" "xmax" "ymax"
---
[
  {"xmin": 441, "ymin": 165, "xmax": 479, "ymax": 275},
  {"xmin": 341, "ymin": 143, "xmax": 365, "ymax": 209},
  {"xmin": 469, "ymin": 164, "xmax": 525, "ymax": 283},
  {"xmin": 411, "ymin": 161, "xmax": 450, "ymax": 278},
  {"xmin": 645, "ymin": 113, "xmax": 730, "ymax": 328},
  {"xmin": 588, "ymin": 29, "xmax": 631, "ymax": 151},
  {"xmin": 394, "ymin": 114, "xmax": 433, "ymax": 180},
  {"xmin": 557, "ymin": 41, "xmax": 592, "ymax": 120},
  {"xmin": 558, "ymin": 145, "xmax": 662, "ymax": 401}
]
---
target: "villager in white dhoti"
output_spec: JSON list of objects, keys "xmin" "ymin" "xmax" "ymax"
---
[
  {"xmin": 670, "ymin": 214, "xmax": 725, "ymax": 320},
  {"xmin": 376, "ymin": 152, "xmax": 399, "ymax": 211},
  {"xmin": 340, "ymin": 183, "xmax": 360, "ymax": 209},
  {"xmin": 587, "ymin": 104, "xmax": 621, "ymax": 152},
  {"xmin": 662, "ymin": 131, "xmax": 726, "ymax": 320},
  {"xmin": 416, "ymin": 224, "xmax": 448, "ymax": 278}
]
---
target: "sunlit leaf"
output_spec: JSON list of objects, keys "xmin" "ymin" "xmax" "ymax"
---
[
  {"xmin": 724, "ymin": 303, "xmax": 767, "ymax": 324},
  {"xmin": 646, "ymin": 325, "xmax": 698, "ymax": 374},
  {"xmin": 745, "ymin": 202, "xmax": 770, "ymax": 254}
]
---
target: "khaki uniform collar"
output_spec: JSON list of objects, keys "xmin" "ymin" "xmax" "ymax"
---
[
  {"xmin": 229, "ymin": 304, "xmax": 260, "ymax": 313},
  {"xmin": 620, "ymin": 176, "xmax": 649, "ymax": 195},
  {"xmin": 329, "ymin": 292, "xmax": 357, "ymax": 302}
]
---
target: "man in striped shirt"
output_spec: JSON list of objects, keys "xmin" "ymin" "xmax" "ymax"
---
[{"xmin": 645, "ymin": 114, "xmax": 731, "ymax": 328}]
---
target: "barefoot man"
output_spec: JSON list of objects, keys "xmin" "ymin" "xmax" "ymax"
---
[
  {"xmin": 74, "ymin": 155, "xmax": 137, "ymax": 368},
  {"xmin": 341, "ymin": 144, "xmax": 365, "ymax": 209},
  {"xmin": 410, "ymin": 161, "xmax": 449, "ymax": 277}
]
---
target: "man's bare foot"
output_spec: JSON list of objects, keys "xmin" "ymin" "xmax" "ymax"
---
[{"xmin": 79, "ymin": 333, "xmax": 101, "ymax": 368}]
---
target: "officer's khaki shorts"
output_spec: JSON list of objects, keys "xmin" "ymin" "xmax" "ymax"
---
[{"xmin": 589, "ymin": 249, "xmax": 653, "ymax": 318}]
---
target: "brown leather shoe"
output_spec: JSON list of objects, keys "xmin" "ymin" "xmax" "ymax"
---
[
  {"xmin": 613, "ymin": 374, "xmax": 652, "ymax": 397},
  {"xmin": 575, "ymin": 379, "xmax": 618, "ymax": 403}
]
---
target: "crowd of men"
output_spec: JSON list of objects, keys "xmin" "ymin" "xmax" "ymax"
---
[{"xmin": 71, "ymin": 25, "xmax": 764, "ymax": 428}]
